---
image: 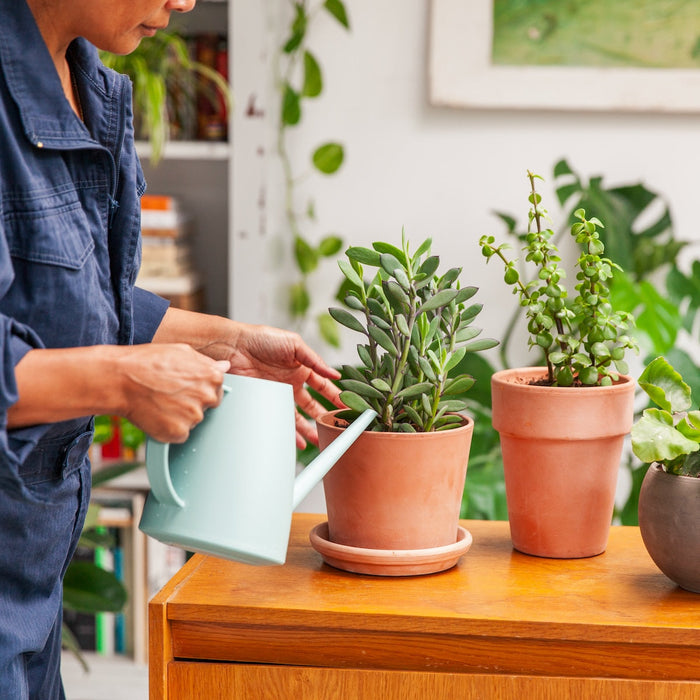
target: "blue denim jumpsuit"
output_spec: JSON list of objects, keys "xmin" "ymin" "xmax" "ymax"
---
[{"xmin": 0, "ymin": 2, "xmax": 169, "ymax": 696}]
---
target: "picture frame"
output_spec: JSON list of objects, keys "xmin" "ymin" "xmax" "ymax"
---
[{"xmin": 429, "ymin": 0, "xmax": 700, "ymax": 113}]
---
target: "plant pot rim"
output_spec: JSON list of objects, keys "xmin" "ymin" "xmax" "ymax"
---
[
  {"xmin": 648, "ymin": 462, "xmax": 700, "ymax": 483},
  {"xmin": 316, "ymin": 409, "xmax": 474, "ymax": 438},
  {"xmin": 491, "ymin": 366, "xmax": 634, "ymax": 395}
]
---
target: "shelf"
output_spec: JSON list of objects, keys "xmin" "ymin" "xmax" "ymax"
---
[{"xmin": 135, "ymin": 140, "xmax": 231, "ymax": 161}]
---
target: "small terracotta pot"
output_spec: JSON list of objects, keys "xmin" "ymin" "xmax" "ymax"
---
[
  {"xmin": 491, "ymin": 367, "xmax": 635, "ymax": 559},
  {"xmin": 316, "ymin": 410, "xmax": 474, "ymax": 552},
  {"xmin": 638, "ymin": 463, "xmax": 700, "ymax": 593}
]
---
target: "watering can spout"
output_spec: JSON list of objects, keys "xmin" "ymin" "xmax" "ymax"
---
[{"xmin": 292, "ymin": 409, "xmax": 377, "ymax": 509}]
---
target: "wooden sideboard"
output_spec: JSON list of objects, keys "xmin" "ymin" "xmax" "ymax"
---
[{"xmin": 149, "ymin": 513, "xmax": 700, "ymax": 699}]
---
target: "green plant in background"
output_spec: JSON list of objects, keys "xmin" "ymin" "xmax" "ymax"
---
[
  {"xmin": 329, "ymin": 232, "xmax": 497, "ymax": 432},
  {"xmin": 100, "ymin": 30, "xmax": 231, "ymax": 164},
  {"xmin": 62, "ymin": 417, "xmax": 146, "ymax": 668},
  {"xmin": 277, "ymin": 0, "xmax": 350, "ymax": 347},
  {"xmin": 480, "ymin": 170, "xmax": 639, "ymax": 386},
  {"xmin": 631, "ymin": 356, "xmax": 700, "ymax": 478}
]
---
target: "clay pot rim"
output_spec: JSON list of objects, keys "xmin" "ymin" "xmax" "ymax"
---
[
  {"xmin": 648, "ymin": 462, "xmax": 700, "ymax": 483},
  {"xmin": 316, "ymin": 409, "xmax": 474, "ymax": 439},
  {"xmin": 492, "ymin": 366, "xmax": 634, "ymax": 396}
]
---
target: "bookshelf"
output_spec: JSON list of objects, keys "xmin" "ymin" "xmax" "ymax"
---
[{"xmin": 137, "ymin": 1, "xmax": 279, "ymax": 326}]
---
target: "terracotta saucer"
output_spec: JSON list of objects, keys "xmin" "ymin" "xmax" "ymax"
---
[{"xmin": 309, "ymin": 522, "xmax": 473, "ymax": 576}]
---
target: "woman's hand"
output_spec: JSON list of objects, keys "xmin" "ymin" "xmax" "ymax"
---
[
  {"xmin": 117, "ymin": 343, "xmax": 230, "ymax": 443},
  {"xmin": 223, "ymin": 324, "xmax": 343, "ymax": 448},
  {"xmin": 152, "ymin": 309, "xmax": 344, "ymax": 448}
]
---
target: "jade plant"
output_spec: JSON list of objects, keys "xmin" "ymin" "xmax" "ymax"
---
[
  {"xmin": 479, "ymin": 170, "xmax": 638, "ymax": 386},
  {"xmin": 631, "ymin": 356, "xmax": 700, "ymax": 477},
  {"xmin": 329, "ymin": 232, "xmax": 497, "ymax": 432}
]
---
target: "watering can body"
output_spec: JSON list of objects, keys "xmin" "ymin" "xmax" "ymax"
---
[{"xmin": 138, "ymin": 374, "xmax": 375, "ymax": 565}]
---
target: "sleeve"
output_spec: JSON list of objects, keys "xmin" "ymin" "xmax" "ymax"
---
[{"xmin": 132, "ymin": 286, "xmax": 170, "ymax": 344}]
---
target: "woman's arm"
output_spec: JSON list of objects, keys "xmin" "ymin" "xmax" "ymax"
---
[{"xmin": 8, "ymin": 343, "xmax": 229, "ymax": 443}]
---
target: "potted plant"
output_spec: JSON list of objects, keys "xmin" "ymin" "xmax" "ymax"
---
[
  {"xmin": 478, "ymin": 170, "xmax": 638, "ymax": 558},
  {"xmin": 100, "ymin": 30, "xmax": 231, "ymax": 164},
  {"xmin": 631, "ymin": 356, "xmax": 700, "ymax": 592},
  {"xmin": 311, "ymin": 232, "xmax": 497, "ymax": 575}
]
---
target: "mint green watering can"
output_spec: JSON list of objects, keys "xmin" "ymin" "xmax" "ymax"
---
[{"xmin": 139, "ymin": 374, "xmax": 376, "ymax": 565}]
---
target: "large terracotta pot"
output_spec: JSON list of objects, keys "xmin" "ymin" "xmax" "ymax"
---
[
  {"xmin": 491, "ymin": 367, "xmax": 635, "ymax": 559},
  {"xmin": 638, "ymin": 463, "xmax": 700, "ymax": 593},
  {"xmin": 316, "ymin": 410, "xmax": 474, "ymax": 552}
]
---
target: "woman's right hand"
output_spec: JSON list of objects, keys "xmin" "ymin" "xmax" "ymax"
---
[{"xmin": 117, "ymin": 343, "xmax": 230, "ymax": 443}]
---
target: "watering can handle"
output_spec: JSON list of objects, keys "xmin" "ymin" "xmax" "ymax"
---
[
  {"xmin": 292, "ymin": 408, "xmax": 377, "ymax": 509},
  {"xmin": 145, "ymin": 384, "xmax": 233, "ymax": 508}
]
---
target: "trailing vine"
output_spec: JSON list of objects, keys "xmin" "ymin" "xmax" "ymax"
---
[{"xmin": 277, "ymin": 0, "xmax": 350, "ymax": 346}]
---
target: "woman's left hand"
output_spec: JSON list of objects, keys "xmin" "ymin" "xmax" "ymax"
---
[{"xmin": 221, "ymin": 323, "xmax": 344, "ymax": 448}]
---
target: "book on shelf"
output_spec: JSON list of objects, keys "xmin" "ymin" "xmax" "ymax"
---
[{"xmin": 138, "ymin": 193, "xmax": 205, "ymax": 311}]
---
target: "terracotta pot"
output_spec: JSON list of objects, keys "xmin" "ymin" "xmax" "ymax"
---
[
  {"xmin": 316, "ymin": 410, "xmax": 474, "ymax": 552},
  {"xmin": 491, "ymin": 367, "xmax": 635, "ymax": 559},
  {"xmin": 638, "ymin": 463, "xmax": 700, "ymax": 593}
]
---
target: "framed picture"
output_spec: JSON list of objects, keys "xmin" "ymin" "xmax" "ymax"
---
[{"xmin": 429, "ymin": 0, "xmax": 700, "ymax": 113}]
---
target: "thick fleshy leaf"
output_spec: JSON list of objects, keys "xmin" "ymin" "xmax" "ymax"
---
[
  {"xmin": 346, "ymin": 246, "xmax": 381, "ymax": 266},
  {"xmin": 396, "ymin": 382, "xmax": 433, "ymax": 399},
  {"xmin": 329, "ymin": 307, "xmax": 365, "ymax": 334},
  {"xmin": 368, "ymin": 326, "xmax": 398, "ymax": 355},
  {"xmin": 338, "ymin": 391, "xmax": 373, "ymax": 413},
  {"xmin": 418, "ymin": 289, "xmax": 458, "ymax": 313},
  {"xmin": 340, "ymin": 379, "xmax": 384, "ymax": 399},
  {"xmin": 337, "ymin": 259, "xmax": 364, "ymax": 288}
]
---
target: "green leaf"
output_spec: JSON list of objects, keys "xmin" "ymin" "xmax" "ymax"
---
[
  {"xmin": 302, "ymin": 51, "xmax": 322, "ymax": 97},
  {"xmin": 318, "ymin": 235, "xmax": 343, "ymax": 257},
  {"xmin": 462, "ymin": 338, "xmax": 499, "ymax": 353},
  {"xmin": 346, "ymin": 246, "xmax": 381, "ymax": 266},
  {"xmin": 312, "ymin": 142, "xmax": 344, "ymax": 174},
  {"xmin": 339, "ymin": 391, "xmax": 373, "ymax": 413},
  {"xmin": 289, "ymin": 281, "xmax": 310, "ymax": 317},
  {"xmin": 357, "ymin": 344, "xmax": 373, "ymax": 369},
  {"xmin": 370, "ymin": 378, "xmax": 392, "ymax": 393},
  {"xmin": 418, "ymin": 255, "xmax": 440, "ymax": 279},
  {"xmin": 631, "ymin": 408, "xmax": 699, "ymax": 463},
  {"xmin": 638, "ymin": 356, "xmax": 692, "ymax": 413},
  {"xmin": 444, "ymin": 347, "xmax": 467, "ymax": 372},
  {"xmin": 368, "ymin": 326, "xmax": 398, "ymax": 355},
  {"xmin": 396, "ymin": 382, "xmax": 433, "ymax": 399},
  {"xmin": 63, "ymin": 562, "xmax": 127, "ymax": 614},
  {"xmin": 318, "ymin": 312, "xmax": 340, "ymax": 348},
  {"xmin": 324, "ymin": 0, "xmax": 350, "ymax": 28},
  {"xmin": 340, "ymin": 379, "xmax": 385, "ymax": 399},
  {"xmin": 437, "ymin": 399, "xmax": 468, "ymax": 412},
  {"xmin": 443, "ymin": 375, "xmax": 475, "ymax": 395},
  {"xmin": 372, "ymin": 241, "xmax": 407, "ymax": 266},
  {"xmin": 281, "ymin": 83, "xmax": 301, "ymax": 126},
  {"xmin": 417, "ymin": 289, "xmax": 458, "ymax": 313},
  {"xmin": 337, "ymin": 259, "xmax": 364, "ymax": 288},
  {"xmin": 677, "ymin": 410, "xmax": 700, "ymax": 442},
  {"xmin": 328, "ymin": 306, "xmax": 365, "ymax": 334},
  {"xmin": 294, "ymin": 236, "xmax": 318, "ymax": 274}
]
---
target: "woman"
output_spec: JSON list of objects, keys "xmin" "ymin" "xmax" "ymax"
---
[{"xmin": 0, "ymin": 0, "xmax": 342, "ymax": 696}]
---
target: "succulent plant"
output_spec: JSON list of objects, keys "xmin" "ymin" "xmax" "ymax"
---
[
  {"xmin": 479, "ymin": 170, "xmax": 638, "ymax": 386},
  {"xmin": 329, "ymin": 231, "xmax": 497, "ymax": 432}
]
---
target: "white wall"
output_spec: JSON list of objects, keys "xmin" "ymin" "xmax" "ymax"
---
[{"xmin": 231, "ymin": 0, "xmax": 700, "ymax": 370}]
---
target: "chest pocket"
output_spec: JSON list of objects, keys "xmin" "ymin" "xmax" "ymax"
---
[{"xmin": 3, "ymin": 189, "xmax": 94, "ymax": 270}]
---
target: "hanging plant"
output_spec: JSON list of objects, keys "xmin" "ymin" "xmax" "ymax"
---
[{"xmin": 277, "ymin": 0, "xmax": 350, "ymax": 347}]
